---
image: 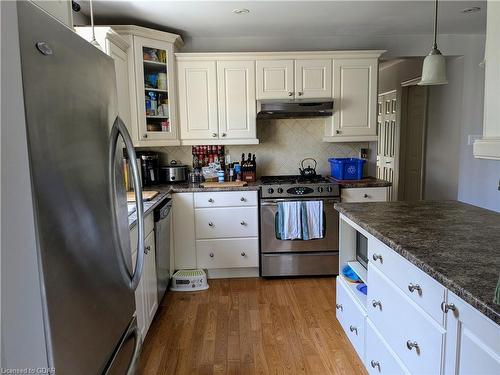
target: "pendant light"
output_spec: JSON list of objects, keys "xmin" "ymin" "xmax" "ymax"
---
[
  {"xmin": 89, "ymin": 0, "xmax": 102, "ymax": 50},
  {"xmin": 418, "ymin": 0, "xmax": 448, "ymax": 85}
]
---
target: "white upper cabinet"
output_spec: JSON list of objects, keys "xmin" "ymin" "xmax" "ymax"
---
[
  {"xmin": 325, "ymin": 58, "xmax": 378, "ymax": 142},
  {"xmin": 217, "ymin": 61, "xmax": 256, "ymax": 140},
  {"xmin": 474, "ymin": 1, "xmax": 500, "ymax": 160},
  {"xmin": 295, "ymin": 59, "xmax": 332, "ymax": 98},
  {"xmin": 177, "ymin": 60, "xmax": 219, "ymax": 140},
  {"xmin": 256, "ymin": 60, "xmax": 295, "ymax": 99}
]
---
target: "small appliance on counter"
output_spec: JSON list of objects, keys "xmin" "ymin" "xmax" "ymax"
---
[
  {"xmin": 139, "ymin": 151, "xmax": 160, "ymax": 186},
  {"xmin": 160, "ymin": 160, "xmax": 188, "ymax": 183}
]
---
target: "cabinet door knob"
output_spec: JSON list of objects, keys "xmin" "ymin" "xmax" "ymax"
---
[
  {"xmin": 144, "ymin": 245, "xmax": 151, "ymax": 254},
  {"xmin": 143, "ymin": 134, "xmax": 148, "ymax": 138},
  {"xmin": 298, "ymin": 91, "xmax": 303, "ymax": 96},
  {"xmin": 335, "ymin": 130, "xmax": 341, "ymax": 134},
  {"xmin": 241, "ymin": 252, "xmax": 246, "ymax": 257},
  {"xmin": 208, "ymin": 222, "xmax": 214, "ymax": 227},
  {"xmin": 335, "ymin": 303, "xmax": 343, "ymax": 311},
  {"xmin": 372, "ymin": 300, "xmax": 382, "ymax": 310},
  {"xmin": 441, "ymin": 302, "xmax": 457, "ymax": 313},
  {"xmin": 372, "ymin": 254, "xmax": 383, "ymax": 262},
  {"xmin": 240, "ymin": 221, "xmax": 246, "ymax": 226},
  {"xmin": 363, "ymin": 193, "xmax": 369, "ymax": 198},
  {"xmin": 288, "ymin": 92, "xmax": 293, "ymax": 96},
  {"xmin": 240, "ymin": 197, "xmax": 246, "ymax": 202},
  {"xmin": 212, "ymin": 133, "xmax": 217, "ymax": 138},
  {"xmin": 370, "ymin": 360, "xmax": 380, "ymax": 370},
  {"xmin": 408, "ymin": 283, "xmax": 422, "ymax": 294},
  {"xmin": 349, "ymin": 325, "xmax": 358, "ymax": 335},
  {"xmin": 209, "ymin": 252, "xmax": 214, "ymax": 258},
  {"xmin": 208, "ymin": 198, "xmax": 214, "ymax": 203},
  {"xmin": 222, "ymin": 133, "xmax": 227, "ymax": 137},
  {"xmin": 406, "ymin": 340, "xmax": 419, "ymax": 351}
]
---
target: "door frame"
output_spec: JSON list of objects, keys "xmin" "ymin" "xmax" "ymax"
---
[{"xmin": 399, "ymin": 77, "xmax": 428, "ymax": 200}]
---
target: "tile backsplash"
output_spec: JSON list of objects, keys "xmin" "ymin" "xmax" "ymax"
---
[{"xmin": 147, "ymin": 118, "xmax": 370, "ymax": 177}]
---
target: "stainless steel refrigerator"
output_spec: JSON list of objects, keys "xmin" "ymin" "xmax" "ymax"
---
[{"xmin": 1, "ymin": 2, "xmax": 146, "ymax": 373}]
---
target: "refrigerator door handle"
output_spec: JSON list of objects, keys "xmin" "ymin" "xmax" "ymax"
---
[{"xmin": 110, "ymin": 116, "xmax": 145, "ymax": 290}]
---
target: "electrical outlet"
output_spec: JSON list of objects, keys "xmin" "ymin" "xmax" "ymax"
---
[{"xmin": 467, "ymin": 134, "xmax": 482, "ymax": 146}]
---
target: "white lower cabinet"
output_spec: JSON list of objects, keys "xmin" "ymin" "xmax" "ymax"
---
[
  {"xmin": 444, "ymin": 292, "xmax": 500, "ymax": 375},
  {"xmin": 336, "ymin": 276, "xmax": 366, "ymax": 360},
  {"xmin": 365, "ymin": 318, "xmax": 410, "ymax": 375},
  {"xmin": 173, "ymin": 191, "xmax": 259, "ymax": 277}
]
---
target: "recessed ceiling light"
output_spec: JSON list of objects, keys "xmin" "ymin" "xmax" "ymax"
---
[
  {"xmin": 232, "ymin": 8, "xmax": 250, "ymax": 15},
  {"xmin": 461, "ymin": 7, "xmax": 481, "ymax": 14}
]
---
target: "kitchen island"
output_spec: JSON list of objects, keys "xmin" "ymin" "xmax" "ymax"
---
[{"xmin": 333, "ymin": 200, "xmax": 500, "ymax": 375}]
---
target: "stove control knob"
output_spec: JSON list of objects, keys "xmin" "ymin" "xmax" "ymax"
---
[
  {"xmin": 327, "ymin": 186, "xmax": 333, "ymax": 192},
  {"xmin": 277, "ymin": 188, "xmax": 283, "ymax": 194},
  {"xmin": 317, "ymin": 187, "xmax": 324, "ymax": 193},
  {"xmin": 267, "ymin": 188, "xmax": 274, "ymax": 194}
]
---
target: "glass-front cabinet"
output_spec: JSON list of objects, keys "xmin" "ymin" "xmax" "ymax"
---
[{"xmin": 133, "ymin": 36, "xmax": 178, "ymax": 143}]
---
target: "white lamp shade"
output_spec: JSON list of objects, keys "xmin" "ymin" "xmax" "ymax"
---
[{"xmin": 418, "ymin": 52, "xmax": 448, "ymax": 85}]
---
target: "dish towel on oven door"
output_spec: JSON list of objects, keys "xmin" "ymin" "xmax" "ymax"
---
[
  {"xmin": 302, "ymin": 201, "xmax": 324, "ymax": 240},
  {"xmin": 277, "ymin": 201, "xmax": 302, "ymax": 240}
]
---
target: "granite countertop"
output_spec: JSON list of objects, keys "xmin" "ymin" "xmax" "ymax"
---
[
  {"xmin": 334, "ymin": 200, "xmax": 500, "ymax": 324},
  {"xmin": 329, "ymin": 176, "xmax": 392, "ymax": 188},
  {"xmin": 128, "ymin": 191, "xmax": 169, "ymax": 229}
]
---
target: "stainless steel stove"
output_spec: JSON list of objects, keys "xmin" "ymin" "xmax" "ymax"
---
[{"xmin": 259, "ymin": 175, "xmax": 340, "ymax": 277}]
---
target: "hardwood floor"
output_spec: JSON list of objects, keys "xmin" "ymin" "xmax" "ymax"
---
[{"xmin": 139, "ymin": 277, "xmax": 366, "ymax": 375}]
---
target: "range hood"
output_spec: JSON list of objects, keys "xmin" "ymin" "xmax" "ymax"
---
[{"xmin": 257, "ymin": 99, "xmax": 333, "ymax": 119}]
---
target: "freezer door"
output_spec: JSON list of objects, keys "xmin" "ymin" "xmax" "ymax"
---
[{"xmin": 17, "ymin": 2, "xmax": 136, "ymax": 374}]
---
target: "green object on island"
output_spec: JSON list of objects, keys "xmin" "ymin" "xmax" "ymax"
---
[{"xmin": 495, "ymin": 275, "xmax": 500, "ymax": 305}]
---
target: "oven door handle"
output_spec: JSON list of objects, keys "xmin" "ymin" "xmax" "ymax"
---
[{"xmin": 261, "ymin": 198, "xmax": 339, "ymax": 206}]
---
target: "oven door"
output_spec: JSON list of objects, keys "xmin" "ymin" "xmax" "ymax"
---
[{"xmin": 260, "ymin": 198, "xmax": 339, "ymax": 253}]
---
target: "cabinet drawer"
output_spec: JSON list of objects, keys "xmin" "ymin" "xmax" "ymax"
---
[
  {"xmin": 365, "ymin": 318, "xmax": 410, "ymax": 375},
  {"xmin": 336, "ymin": 276, "xmax": 366, "ymax": 360},
  {"xmin": 195, "ymin": 207, "xmax": 258, "ymax": 239},
  {"xmin": 341, "ymin": 187, "xmax": 387, "ymax": 203},
  {"xmin": 130, "ymin": 212, "xmax": 154, "ymax": 254},
  {"xmin": 194, "ymin": 191, "xmax": 258, "ymax": 208},
  {"xmin": 196, "ymin": 238, "xmax": 259, "ymax": 269},
  {"xmin": 367, "ymin": 264, "xmax": 445, "ymax": 375},
  {"xmin": 369, "ymin": 236, "xmax": 446, "ymax": 324}
]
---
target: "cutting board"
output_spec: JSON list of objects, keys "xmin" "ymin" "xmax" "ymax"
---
[
  {"xmin": 200, "ymin": 181, "xmax": 248, "ymax": 188},
  {"xmin": 126, "ymin": 190, "xmax": 159, "ymax": 202}
]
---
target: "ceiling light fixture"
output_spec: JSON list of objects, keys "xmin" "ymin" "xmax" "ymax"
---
[
  {"xmin": 89, "ymin": 0, "xmax": 102, "ymax": 50},
  {"xmin": 418, "ymin": 0, "xmax": 448, "ymax": 86},
  {"xmin": 232, "ymin": 8, "xmax": 250, "ymax": 15},
  {"xmin": 461, "ymin": 7, "xmax": 481, "ymax": 14}
]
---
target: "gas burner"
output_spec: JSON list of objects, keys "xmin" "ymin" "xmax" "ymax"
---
[{"xmin": 259, "ymin": 175, "xmax": 340, "ymax": 199}]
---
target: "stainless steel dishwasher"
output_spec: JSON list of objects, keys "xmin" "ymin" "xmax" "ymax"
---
[{"xmin": 154, "ymin": 197, "xmax": 172, "ymax": 303}]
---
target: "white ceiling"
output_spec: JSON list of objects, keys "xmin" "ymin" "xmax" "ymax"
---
[{"xmin": 79, "ymin": 1, "xmax": 486, "ymax": 39}]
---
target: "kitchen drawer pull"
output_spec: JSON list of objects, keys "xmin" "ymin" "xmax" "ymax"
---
[
  {"xmin": 240, "ymin": 221, "xmax": 247, "ymax": 226},
  {"xmin": 372, "ymin": 253, "xmax": 383, "ymax": 262},
  {"xmin": 408, "ymin": 283, "xmax": 422, "ymax": 294},
  {"xmin": 406, "ymin": 340, "xmax": 419, "ymax": 351},
  {"xmin": 372, "ymin": 300, "xmax": 382, "ymax": 309},
  {"xmin": 241, "ymin": 252, "xmax": 246, "ymax": 257},
  {"xmin": 221, "ymin": 133, "xmax": 227, "ymax": 137},
  {"xmin": 441, "ymin": 302, "xmax": 457, "ymax": 313},
  {"xmin": 208, "ymin": 198, "xmax": 214, "ymax": 203},
  {"xmin": 288, "ymin": 92, "xmax": 293, "ymax": 97},
  {"xmin": 212, "ymin": 133, "xmax": 217, "ymax": 138},
  {"xmin": 298, "ymin": 91, "xmax": 303, "ymax": 96},
  {"xmin": 349, "ymin": 325, "xmax": 358, "ymax": 335},
  {"xmin": 240, "ymin": 197, "xmax": 246, "ymax": 202},
  {"xmin": 370, "ymin": 360, "xmax": 381, "ymax": 370},
  {"xmin": 144, "ymin": 246, "xmax": 151, "ymax": 254},
  {"xmin": 363, "ymin": 193, "xmax": 369, "ymax": 198},
  {"xmin": 208, "ymin": 222, "xmax": 214, "ymax": 227},
  {"xmin": 335, "ymin": 304, "xmax": 343, "ymax": 311},
  {"xmin": 209, "ymin": 252, "xmax": 214, "ymax": 258}
]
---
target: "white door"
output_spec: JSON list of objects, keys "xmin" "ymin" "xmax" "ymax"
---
[
  {"xmin": 144, "ymin": 231, "xmax": 158, "ymax": 333},
  {"xmin": 376, "ymin": 91, "xmax": 397, "ymax": 201},
  {"xmin": 332, "ymin": 58, "xmax": 378, "ymax": 138},
  {"xmin": 133, "ymin": 36, "xmax": 178, "ymax": 142},
  {"xmin": 217, "ymin": 61, "xmax": 256, "ymax": 140},
  {"xmin": 178, "ymin": 60, "xmax": 219, "ymax": 140},
  {"xmin": 444, "ymin": 292, "xmax": 500, "ymax": 375},
  {"xmin": 295, "ymin": 59, "xmax": 332, "ymax": 98},
  {"xmin": 256, "ymin": 59, "xmax": 294, "ymax": 99}
]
